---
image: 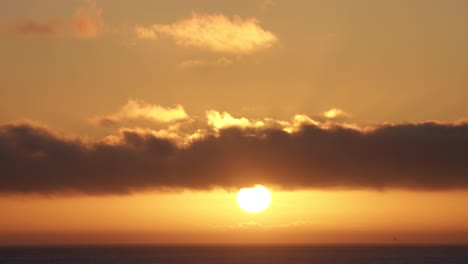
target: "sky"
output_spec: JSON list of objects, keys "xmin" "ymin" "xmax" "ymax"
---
[{"xmin": 1, "ymin": 0, "xmax": 468, "ymax": 245}]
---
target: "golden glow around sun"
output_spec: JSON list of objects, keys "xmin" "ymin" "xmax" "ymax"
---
[{"xmin": 236, "ymin": 185, "xmax": 271, "ymax": 213}]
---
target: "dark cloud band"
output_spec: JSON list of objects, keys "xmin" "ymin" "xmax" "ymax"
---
[{"xmin": 1, "ymin": 121, "xmax": 468, "ymax": 194}]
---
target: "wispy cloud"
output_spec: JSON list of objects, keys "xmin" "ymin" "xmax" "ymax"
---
[
  {"xmin": 71, "ymin": 0, "xmax": 104, "ymax": 38},
  {"xmin": 5, "ymin": 20, "xmax": 60, "ymax": 36},
  {"xmin": 214, "ymin": 220, "xmax": 313, "ymax": 230},
  {"xmin": 135, "ymin": 13, "xmax": 278, "ymax": 54},
  {"xmin": 91, "ymin": 100, "xmax": 190, "ymax": 126},
  {"xmin": 177, "ymin": 57, "xmax": 233, "ymax": 69},
  {"xmin": 134, "ymin": 26, "xmax": 157, "ymax": 39},
  {"xmin": 260, "ymin": 0, "xmax": 275, "ymax": 11},
  {"xmin": 1, "ymin": 0, "xmax": 103, "ymax": 39},
  {"xmin": 1, "ymin": 20, "xmax": 60, "ymax": 37}
]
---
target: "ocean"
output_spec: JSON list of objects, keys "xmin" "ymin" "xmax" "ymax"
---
[{"xmin": 0, "ymin": 245, "xmax": 467, "ymax": 264}]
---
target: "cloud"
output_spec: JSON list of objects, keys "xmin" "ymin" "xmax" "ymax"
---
[
  {"xmin": 91, "ymin": 100, "xmax": 190, "ymax": 126},
  {"xmin": 134, "ymin": 26, "xmax": 157, "ymax": 40},
  {"xmin": 215, "ymin": 220, "xmax": 312, "ymax": 230},
  {"xmin": 1, "ymin": 0, "xmax": 103, "ymax": 39},
  {"xmin": 1, "ymin": 20, "xmax": 61, "ymax": 37},
  {"xmin": 322, "ymin": 108, "xmax": 351, "ymax": 120},
  {"xmin": 71, "ymin": 0, "xmax": 104, "ymax": 38},
  {"xmin": 135, "ymin": 13, "xmax": 278, "ymax": 54},
  {"xmin": 1, "ymin": 116, "xmax": 468, "ymax": 195},
  {"xmin": 205, "ymin": 111, "xmax": 322, "ymax": 133},
  {"xmin": 177, "ymin": 57, "xmax": 233, "ymax": 69},
  {"xmin": 2, "ymin": 20, "xmax": 60, "ymax": 36},
  {"xmin": 260, "ymin": 0, "xmax": 275, "ymax": 11},
  {"xmin": 206, "ymin": 110, "xmax": 262, "ymax": 130}
]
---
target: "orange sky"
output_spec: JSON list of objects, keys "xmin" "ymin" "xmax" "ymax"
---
[
  {"xmin": 1, "ymin": 190, "xmax": 468, "ymax": 245},
  {"xmin": 1, "ymin": 0, "xmax": 468, "ymax": 245}
]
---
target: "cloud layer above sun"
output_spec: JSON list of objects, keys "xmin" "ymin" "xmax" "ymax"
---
[
  {"xmin": 135, "ymin": 13, "xmax": 278, "ymax": 54},
  {"xmin": 1, "ymin": 101, "xmax": 468, "ymax": 195}
]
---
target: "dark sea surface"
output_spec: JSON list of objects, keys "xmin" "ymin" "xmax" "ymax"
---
[{"xmin": 1, "ymin": 245, "xmax": 467, "ymax": 264}]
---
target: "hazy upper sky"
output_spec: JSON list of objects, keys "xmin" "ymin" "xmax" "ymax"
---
[
  {"xmin": 1, "ymin": 0, "xmax": 468, "ymax": 245},
  {"xmin": 2, "ymin": 0, "xmax": 468, "ymax": 131}
]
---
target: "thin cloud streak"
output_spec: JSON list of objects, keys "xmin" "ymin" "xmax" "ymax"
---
[
  {"xmin": 6, "ymin": 20, "xmax": 59, "ymax": 36},
  {"xmin": 91, "ymin": 100, "xmax": 190, "ymax": 126},
  {"xmin": 177, "ymin": 57, "xmax": 233, "ymax": 69},
  {"xmin": 260, "ymin": 0, "xmax": 275, "ymax": 11},
  {"xmin": 1, "ymin": 20, "xmax": 60, "ymax": 37},
  {"xmin": 1, "ymin": 0, "xmax": 103, "ymax": 39}
]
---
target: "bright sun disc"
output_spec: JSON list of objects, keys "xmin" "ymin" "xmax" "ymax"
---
[{"xmin": 237, "ymin": 185, "xmax": 271, "ymax": 213}]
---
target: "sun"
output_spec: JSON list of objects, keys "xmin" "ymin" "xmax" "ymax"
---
[{"xmin": 237, "ymin": 185, "xmax": 271, "ymax": 213}]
